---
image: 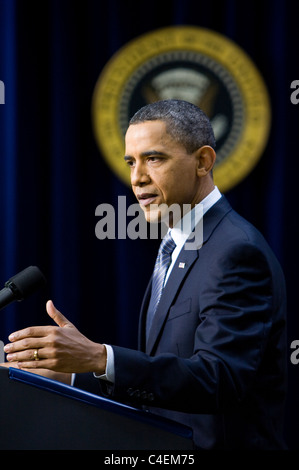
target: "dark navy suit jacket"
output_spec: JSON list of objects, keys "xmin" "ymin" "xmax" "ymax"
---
[{"xmin": 76, "ymin": 196, "xmax": 287, "ymax": 449}]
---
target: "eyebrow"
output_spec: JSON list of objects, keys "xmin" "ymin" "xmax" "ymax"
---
[{"xmin": 124, "ymin": 150, "xmax": 167, "ymax": 161}]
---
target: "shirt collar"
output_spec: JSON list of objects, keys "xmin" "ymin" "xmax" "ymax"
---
[{"xmin": 170, "ymin": 186, "xmax": 222, "ymax": 248}]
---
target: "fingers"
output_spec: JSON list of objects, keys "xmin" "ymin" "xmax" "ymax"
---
[
  {"xmin": 4, "ymin": 299, "xmax": 73, "ymax": 364},
  {"xmin": 5, "ymin": 300, "xmax": 73, "ymax": 346},
  {"xmin": 4, "ymin": 335, "xmax": 47, "ymax": 361},
  {"xmin": 6, "ymin": 346, "xmax": 44, "ymax": 364},
  {"xmin": 3, "ymin": 300, "xmax": 81, "ymax": 373},
  {"xmin": 46, "ymin": 300, "xmax": 74, "ymax": 328},
  {"xmin": 4, "ymin": 342, "xmax": 59, "ymax": 370},
  {"xmin": 4, "ymin": 329, "xmax": 49, "ymax": 369},
  {"xmin": 8, "ymin": 325, "xmax": 48, "ymax": 343}
]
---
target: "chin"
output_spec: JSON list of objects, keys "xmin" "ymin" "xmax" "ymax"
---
[
  {"xmin": 148, "ymin": 208, "xmax": 174, "ymax": 227},
  {"xmin": 144, "ymin": 209, "xmax": 161, "ymax": 224}
]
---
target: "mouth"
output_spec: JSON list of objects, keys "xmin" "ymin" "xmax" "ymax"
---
[{"xmin": 137, "ymin": 193, "xmax": 158, "ymax": 207}]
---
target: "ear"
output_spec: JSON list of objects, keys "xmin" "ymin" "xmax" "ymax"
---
[{"xmin": 195, "ymin": 145, "xmax": 216, "ymax": 177}]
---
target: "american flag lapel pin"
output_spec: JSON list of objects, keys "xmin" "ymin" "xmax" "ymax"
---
[{"xmin": 179, "ymin": 262, "xmax": 185, "ymax": 269}]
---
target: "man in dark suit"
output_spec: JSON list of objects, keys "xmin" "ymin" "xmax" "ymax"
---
[{"xmin": 3, "ymin": 100, "xmax": 287, "ymax": 449}]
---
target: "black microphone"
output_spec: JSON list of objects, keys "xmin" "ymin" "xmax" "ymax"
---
[{"xmin": 0, "ymin": 266, "xmax": 46, "ymax": 311}]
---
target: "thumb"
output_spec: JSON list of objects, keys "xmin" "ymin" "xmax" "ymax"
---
[{"xmin": 46, "ymin": 300, "xmax": 74, "ymax": 328}]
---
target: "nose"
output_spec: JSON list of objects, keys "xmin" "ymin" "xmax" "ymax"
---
[{"xmin": 131, "ymin": 161, "xmax": 151, "ymax": 187}]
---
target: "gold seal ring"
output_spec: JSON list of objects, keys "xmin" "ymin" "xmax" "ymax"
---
[{"xmin": 34, "ymin": 349, "xmax": 39, "ymax": 361}]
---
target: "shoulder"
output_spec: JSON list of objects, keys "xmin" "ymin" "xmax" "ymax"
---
[
  {"xmin": 204, "ymin": 196, "xmax": 274, "ymax": 254},
  {"xmin": 200, "ymin": 196, "xmax": 282, "ymax": 268}
]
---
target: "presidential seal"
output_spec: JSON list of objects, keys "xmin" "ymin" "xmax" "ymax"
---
[{"xmin": 92, "ymin": 26, "xmax": 271, "ymax": 192}]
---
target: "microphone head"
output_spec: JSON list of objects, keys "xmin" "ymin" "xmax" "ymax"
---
[{"xmin": 5, "ymin": 266, "xmax": 47, "ymax": 301}]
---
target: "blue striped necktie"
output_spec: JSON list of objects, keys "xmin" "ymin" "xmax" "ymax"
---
[{"xmin": 146, "ymin": 231, "xmax": 176, "ymax": 339}]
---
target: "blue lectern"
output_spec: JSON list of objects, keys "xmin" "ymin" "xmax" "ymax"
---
[{"xmin": 0, "ymin": 366, "xmax": 193, "ymax": 450}]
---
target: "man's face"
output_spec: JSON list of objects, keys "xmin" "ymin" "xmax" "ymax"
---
[{"xmin": 124, "ymin": 120, "xmax": 202, "ymax": 226}]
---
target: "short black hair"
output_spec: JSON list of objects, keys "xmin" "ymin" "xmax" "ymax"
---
[{"xmin": 129, "ymin": 99, "xmax": 216, "ymax": 153}]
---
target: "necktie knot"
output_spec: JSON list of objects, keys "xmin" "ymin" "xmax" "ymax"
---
[{"xmin": 160, "ymin": 232, "xmax": 176, "ymax": 256}]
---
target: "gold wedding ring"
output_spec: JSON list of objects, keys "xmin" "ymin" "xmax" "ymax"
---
[{"xmin": 34, "ymin": 349, "xmax": 39, "ymax": 361}]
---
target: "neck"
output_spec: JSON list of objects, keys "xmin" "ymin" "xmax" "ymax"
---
[
  {"xmin": 168, "ymin": 180, "xmax": 215, "ymax": 228},
  {"xmin": 194, "ymin": 177, "xmax": 215, "ymax": 206}
]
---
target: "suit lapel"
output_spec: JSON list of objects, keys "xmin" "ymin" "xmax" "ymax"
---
[
  {"xmin": 145, "ymin": 248, "xmax": 198, "ymax": 354},
  {"xmin": 140, "ymin": 195, "xmax": 232, "ymax": 355}
]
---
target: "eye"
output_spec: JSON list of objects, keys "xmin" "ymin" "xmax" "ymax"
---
[
  {"xmin": 147, "ymin": 156, "xmax": 162, "ymax": 164},
  {"xmin": 125, "ymin": 159, "xmax": 135, "ymax": 167}
]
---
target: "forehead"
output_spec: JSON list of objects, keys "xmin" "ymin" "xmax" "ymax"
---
[{"xmin": 125, "ymin": 120, "xmax": 170, "ymax": 150}]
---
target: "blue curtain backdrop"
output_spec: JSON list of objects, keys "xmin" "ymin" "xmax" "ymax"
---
[{"xmin": 0, "ymin": 0, "xmax": 298, "ymax": 449}]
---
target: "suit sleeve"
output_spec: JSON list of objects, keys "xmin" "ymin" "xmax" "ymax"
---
[{"xmin": 104, "ymin": 241, "xmax": 278, "ymax": 414}]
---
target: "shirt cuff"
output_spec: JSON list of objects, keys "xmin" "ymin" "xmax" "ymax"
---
[{"xmin": 93, "ymin": 344, "xmax": 115, "ymax": 383}]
